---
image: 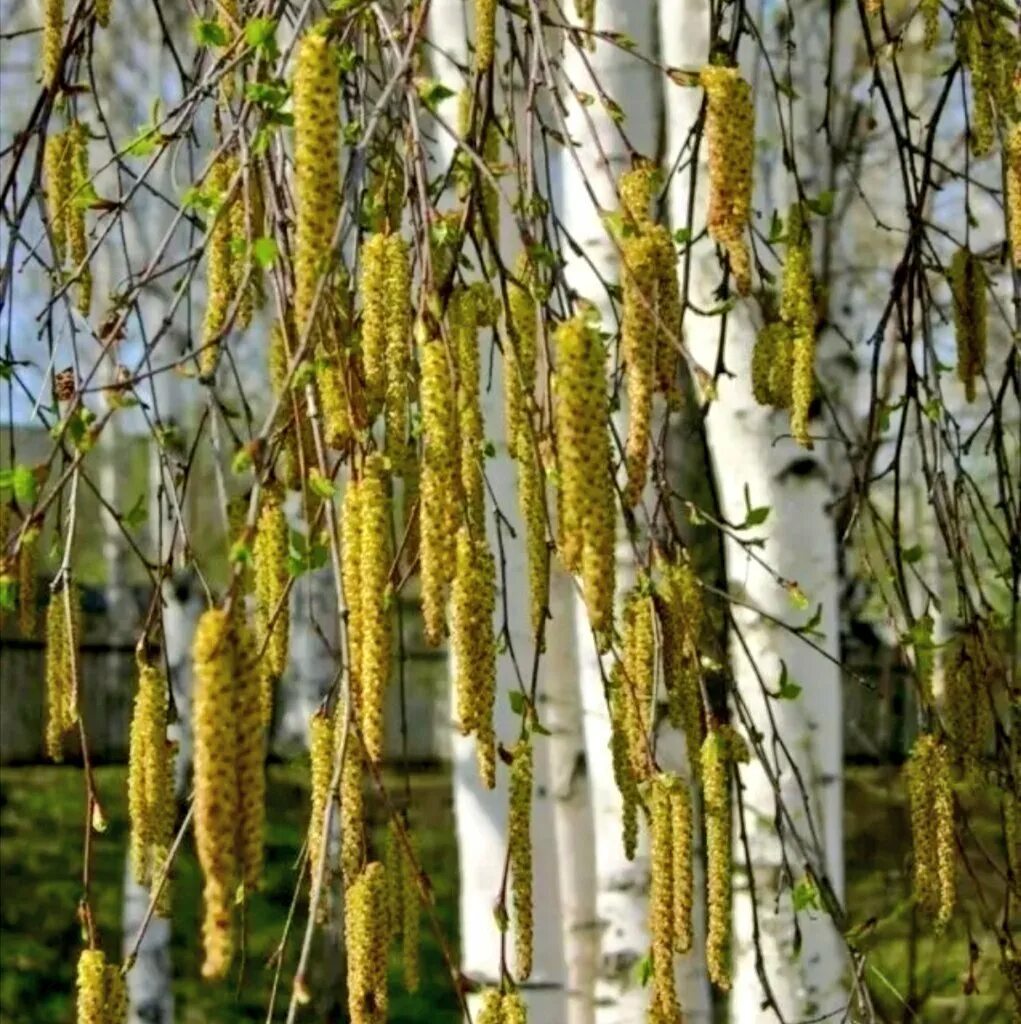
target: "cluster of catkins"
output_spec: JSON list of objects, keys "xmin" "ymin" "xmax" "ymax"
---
[
  {"xmin": 617, "ymin": 166, "xmax": 683, "ymax": 506},
  {"xmin": 750, "ymin": 204, "xmax": 817, "ymax": 447},
  {"xmin": 75, "ymin": 948, "xmax": 126, "ymax": 1024},
  {"xmin": 43, "ymin": 121, "xmax": 91, "ymax": 314},
  {"xmin": 606, "ymin": 560, "xmax": 748, "ymax": 1004},
  {"xmin": 700, "ymin": 66, "xmax": 755, "ymax": 295},
  {"xmin": 343, "ymin": 841, "xmax": 423, "ymax": 1021},
  {"xmin": 477, "ymin": 988, "xmax": 528, "ymax": 1024},
  {"xmin": 648, "ymin": 773, "xmax": 694, "ymax": 1021}
]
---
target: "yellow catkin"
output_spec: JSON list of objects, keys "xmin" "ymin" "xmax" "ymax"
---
[
  {"xmin": 671, "ymin": 782, "xmax": 694, "ymax": 954},
  {"xmin": 192, "ymin": 608, "xmax": 237, "ymax": 979},
  {"xmin": 502, "ymin": 991, "xmax": 528, "ymax": 1024},
  {"xmin": 75, "ymin": 949, "xmax": 106, "ymax": 1024},
  {"xmin": 751, "ymin": 321, "xmax": 790, "ymax": 408},
  {"xmin": 358, "ymin": 454, "xmax": 392, "ymax": 766},
  {"xmin": 269, "ymin": 318, "xmax": 311, "ymax": 487},
  {"xmin": 253, "ymin": 485, "xmax": 289, "ymax": 718},
  {"xmin": 384, "ymin": 234, "xmax": 412, "ymax": 472},
  {"xmin": 1008, "ymin": 124, "xmax": 1021, "ymax": 269},
  {"xmin": 293, "ymin": 28, "xmax": 340, "ymax": 343},
  {"xmin": 318, "ymin": 279, "xmax": 355, "ymax": 449},
  {"xmin": 234, "ymin": 615, "xmax": 266, "ymax": 892},
  {"xmin": 44, "ymin": 131, "xmax": 71, "ymax": 263},
  {"xmin": 509, "ymin": 736, "xmax": 534, "ymax": 982},
  {"xmin": 920, "ymin": 0, "xmax": 939, "ymax": 49},
  {"xmin": 906, "ymin": 733, "xmax": 956, "ymax": 928},
  {"xmin": 505, "ymin": 253, "xmax": 538, "ymax": 462},
  {"xmin": 475, "ymin": 0, "xmax": 495, "ymax": 72},
  {"xmin": 1005, "ymin": 789, "xmax": 1020, "ymax": 896},
  {"xmin": 400, "ymin": 831, "xmax": 420, "ymax": 993},
  {"xmin": 649, "ymin": 776, "xmax": 681, "ymax": 1021},
  {"xmin": 67, "ymin": 121, "xmax": 91, "ymax": 316},
  {"xmin": 700, "ymin": 65, "xmax": 755, "ymax": 295},
  {"xmin": 621, "ymin": 584, "xmax": 655, "ymax": 782},
  {"xmin": 451, "ymin": 524, "xmax": 497, "ymax": 787},
  {"xmin": 477, "ymin": 989, "xmax": 504, "ymax": 1024},
  {"xmin": 553, "ymin": 314, "xmax": 615, "ymax": 640},
  {"xmin": 652, "ymin": 224, "xmax": 683, "ymax": 406},
  {"xmin": 384, "ymin": 818, "xmax": 420, "ymax": 992},
  {"xmin": 949, "ymin": 247, "xmax": 987, "ymax": 404},
  {"xmin": 17, "ymin": 525, "xmax": 39, "ymax": 637},
  {"xmin": 959, "ymin": 8, "xmax": 1019, "ymax": 158},
  {"xmin": 702, "ymin": 728, "xmax": 732, "ymax": 990},
  {"xmin": 609, "ymin": 675, "xmax": 639, "ymax": 860},
  {"xmin": 619, "ymin": 164, "xmax": 656, "ymax": 232},
  {"xmin": 519, "ymin": 442, "xmax": 548, "ymax": 639},
  {"xmin": 44, "ymin": 582, "xmax": 80, "ymax": 761},
  {"xmin": 452, "ymin": 287, "xmax": 486, "ymax": 529},
  {"xmin": 339, "ymin": 715, "xmax": 365, "ymax": 884},
  {"xmin": 232, "ymin": 161, "xmax": 265, "ymax": 329},
  {"xmin": 307, "ymin": 711, "xmax": 333, "ymax": 890},
  {"xmin": 42, "ymin": 0, "xmax": 63, "ymax": 88},
  {"xmin": 944, "ymin": 627, "xmax": 995, "ymax": 770},
  {"xmin": 360, "ymin": 233, "xmax": 389, "ymax": 414},
  {"xmin": 781, "ymin": 204, "xmax": 815, "ymax": 447},
  {"xmin": 621, "ymin": 232, "xmax": 658, "ymax": 507},
  {"xmin": 103, "ymin": 964, "xmax": 127, "ymax": 1024},
  {"xmin": 657, "ymin": 557, "xmax": 705, "ymax": 781},
  {"xmin": 342, "ymin": 476, "xmax": 364, "ymax": 713},
  {"xmin": 418, "ymin": 324, "xmax": 459, "ymax": 646},
  {"xmin": 128, "ymin": 658, "xmax": 175, "ymax": 914},
  {"xmin": 200, "ymin": 155, "xmax": 233, "ymax": 379},
  {"xmin": 346, "ymin": 862, "xmax": 389, "ymax": 1024}
]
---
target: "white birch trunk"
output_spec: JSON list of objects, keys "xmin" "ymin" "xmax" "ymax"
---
[
  {"xmin": 426, "ymin": 3, "xmax": 566, "ymax": 1018},
  {"xmin": 556, "ymin": 3, "xmax": 709, "ymax": 1020},
  {"xmin": 543, "ymin": 568, "xmax": 598, "ymax": 1024},
  {"xmin": 660, "ymin": 1, "xmax": 847, "ymax": 1018}
]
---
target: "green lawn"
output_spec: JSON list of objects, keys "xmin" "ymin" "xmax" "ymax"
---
[{"xmin": 0, "ymin": 763, "xmax": 1010, "ymax": 1022}]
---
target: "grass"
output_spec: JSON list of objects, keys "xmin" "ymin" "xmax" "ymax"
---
[{"xmin": 0, "ymin": 763, "xmax": 1011, "ymax": 1023}]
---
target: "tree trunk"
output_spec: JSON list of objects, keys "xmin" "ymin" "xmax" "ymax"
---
[
  {"xmin": 660, "ymin": 1, "xmax": 847, "ymax": 1018},
  {"xmin": 543, "ymin": 568, "xmax": 598, "ymax": 1024},
  {"xmin": 557, "ymin": 2, "xmax": 697, "ymax": 1020},
  {"xmin": 426, "ymin": 3, "xmax": 566, "ymax": 1017}
]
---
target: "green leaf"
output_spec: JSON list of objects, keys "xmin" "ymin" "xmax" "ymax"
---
[
  {"xmin": 903, "ymin": 544, "xmax": 923, "ymax": 564},
  {"xmin": 252, "ymin": 236, "xmax": 278, "ymax": 269},
  {"xmin": 231, "ymin": 446, "xmax": 253, "ymax": 475},
  {"xmin": 7, "ymin": 465, "xmax": 38, "ymax": 505},
  {"xmin": 508, "ymin": 690, "xmax": 526, "ymax": 716},
  {"xmin": 0, "ymin": 576, "xmax": 15, "ymax": 613},
  {"xmin": 308, "ymin": 469, "xmax": 336, "ymax": 499},
  {"xmin": 123, "ymin": 493, "xmax": 148, "ymax": 529},
  {"xmin": 416, "ymin": 78, "xmax": 456, "ymax": 114},
  {"xmin": 244, "ymin": 17, "xmax": 277, "ymax": 52},
  {"xmin": 229, "ymin": 539, "xmax": 251, "ymax": 565},
  {"xmin": 634, "ymin": 953, "xmax": 653, "ymax": 987},
  {"xmin": 807, "ymin": 191, "xmax": 835, "ymax": 217},
  {"xmin": 245, "ymin": 80, "xmax": 289, "ymax": 111},
  {"xmin": 72, "ymin": 182, "xmax": 100, "ymax": 211},
  {"xmin": 125, "ymin": 125, "xmax": 160, "ymax": 158},
  {"xmin": 792, "ymin": 877, "xmax": 820, "ymax": 912},
  {"xmin": 744, "ymin": 505, "xmax": 771, "ymax": 527},
  {"xmin": 192, "ymin": 18, "xmax": 228, "ymax": 47}
]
